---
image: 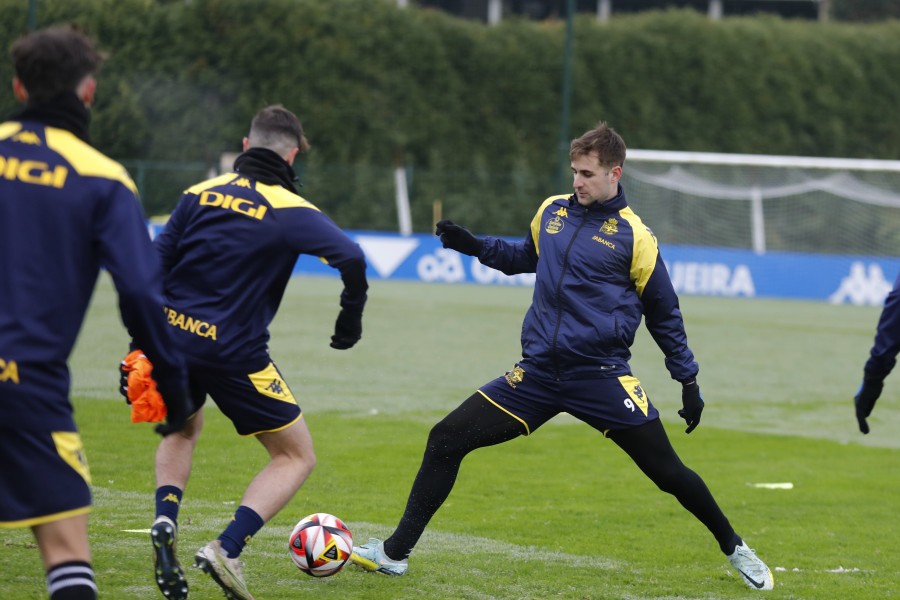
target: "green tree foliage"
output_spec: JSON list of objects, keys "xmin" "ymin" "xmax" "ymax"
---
[
  {"xmin": 834, "ymin": 0, "xmax": 900, "ymax": 22},
  {"xmin": 2, "ymin": 0, "xmax": 899, "ymax": 235}
]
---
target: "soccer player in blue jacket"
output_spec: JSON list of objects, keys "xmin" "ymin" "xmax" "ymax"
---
[
  {"xmin": 0, "ymin": 26, "xmax": 191, "ymax": 600},
  {"xmin": 351, "ymin": 123, "xmax": 774, "ymax": 591},
  {"xmin": 854, "ymin": 270, "xmax": 900, "ymax": 433},
  {"xmin": 143, "ymin": 105, "xmax": 368, "ymax": 600}
]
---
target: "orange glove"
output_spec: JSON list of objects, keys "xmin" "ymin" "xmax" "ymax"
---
[{"xmin": 120, "ymin": 350, "xmax": 167, "ymax": 423}]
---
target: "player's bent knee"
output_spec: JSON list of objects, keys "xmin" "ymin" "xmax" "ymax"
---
[{"xmin": 424, "ymin": 421, "xmax": 475, "ymax": 458}]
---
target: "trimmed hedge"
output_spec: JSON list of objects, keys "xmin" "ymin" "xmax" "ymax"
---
[{"xmin": 1, "ymin": 0, "xmax": 898, "ymax": 234}]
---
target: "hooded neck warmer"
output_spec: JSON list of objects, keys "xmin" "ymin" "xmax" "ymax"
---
[
  {"xmin": 233, "ymin": 147, "xmax": 301, "ymax": 194},
  {"xmin": 11, "ymin": 90, "xmax": 92, "ymax": 143}
]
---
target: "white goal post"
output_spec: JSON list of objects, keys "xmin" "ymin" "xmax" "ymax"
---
[{"xmin": 623, "ymin": 149, "xmax": 900, "ymax": 256}]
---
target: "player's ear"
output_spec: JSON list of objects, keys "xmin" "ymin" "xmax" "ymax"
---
[
  {"xmin": 77, "ymin": 76, "xmax": 97, "ymax": 107},
  {"xmin": 12, "ymin": 77, "xmax": 28, "ymax": 102},
  {"xmin": 242, "ymin": 137, "xmax": 250, "ymax": 152},
  {"xmin": 610, "ymin": 165, "xmax": 623, "ymax": 183},
  {"xmin": 284, "ymin": 146, "xmax": 300, "ymax": 165}
]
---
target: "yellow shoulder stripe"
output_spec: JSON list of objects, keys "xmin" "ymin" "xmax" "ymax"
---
[
  {"xmin": 619, "ymin": 207, "xmax": 658, "ymax": 296},
  {"xmin": 185, "ymin": 173, "xmax": 241, "ymax": 195},
  {"xmin": 0, "ymin": 121, "xmax": 23, "ymax": 140},
  {"xmin": 530, "ymin": 195, "xmax": 569, "ymax": 256},
  {"xmin": 256, "ymin": 182, "xmax": 320, "ymax": 211},
  {"xmin": 44, "ymin": 127, "xmax": 138, "ymax": 194}
]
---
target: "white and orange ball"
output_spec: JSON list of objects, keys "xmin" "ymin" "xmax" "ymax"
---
[{"xmin": 288, "ymin": 513, "xmax": 353, "ymax": 577}]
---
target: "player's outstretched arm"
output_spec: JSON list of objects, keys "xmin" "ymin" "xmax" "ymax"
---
[{"xmin": 435, "ymin": 219, "xmax": 484, "ymax": 257}]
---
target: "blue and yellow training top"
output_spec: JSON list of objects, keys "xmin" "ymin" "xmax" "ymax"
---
[
  {"xmin": 0, "ymin": 108, "xmax": 185, "ymax": 431},
  {"xmin": 479, "ymin": 184, "xmax": 698, "ymax": 382},
  {"xmin": 154, "ymin": 148, "xmax": 367, "ymax": 370}
]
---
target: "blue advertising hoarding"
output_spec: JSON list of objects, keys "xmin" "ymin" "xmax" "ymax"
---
[{"xmin": 148, "ymin": 225, "xmax": 900, "ymax": 306}]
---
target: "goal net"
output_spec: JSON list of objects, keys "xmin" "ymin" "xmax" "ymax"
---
[{"xmin": 622, "ymin": 150, "xmax": 900, "ymax": 258}]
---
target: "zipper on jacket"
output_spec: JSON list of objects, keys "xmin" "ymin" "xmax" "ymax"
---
[{"xmin": 550, "ymin": 204, "xmax": 591, "ymax": 380}]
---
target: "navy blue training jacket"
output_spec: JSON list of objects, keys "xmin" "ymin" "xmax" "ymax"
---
[
  {"xmin": 154, "ymin": 168, "xmax": 367, "ymax": 370},
  {"xmin": 479, "ymin": 184, "xmax": 698, "ymax": 382},
  {"xmin": 864, "ymin": 270, "xmax": 900, "ymax": 380},
  {"xmin": 0, "ymin": 118, "xmax": 185, "ymax": 430}
]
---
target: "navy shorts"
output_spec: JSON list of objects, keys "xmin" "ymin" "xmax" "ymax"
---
[
  {"xmin": 0, "ymin": 427, "xmax": 92, "ymax": 527},
  {"xmin": 477, "ymin": 363, "xmax": 659, "ymax": 436},
  {"xmin": 190, "ymin": 360, "xmax": 302, "ymax": 437}
]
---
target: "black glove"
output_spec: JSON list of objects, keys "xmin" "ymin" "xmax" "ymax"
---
[
  {"xmin": 854, "ymin": 376, "xmax": 883, "ymax": 434},
  {"xmin": 678, "ymin": 380, "xmax": 704, "ymax": 434},
  {"xmin": 119, "ymin": 359, "xmax": 130, "ymax": 404},
  {"xmin": 435, "ymin": 219, "xmax": 484, "ymax": 257},
  {"xmin": 330, "ymin": 308, "xmax": 363, "ymax": 349},
  {"xmin": 154, "ymin": 377, "xmax": 193, "ymax": 438},
  {"xmin": 154, "ymin": 417, "xmax": 189, "ymax": 437}
]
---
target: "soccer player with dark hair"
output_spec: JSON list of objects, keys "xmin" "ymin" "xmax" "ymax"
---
[
  {"xmin": 140, "ymin": 104, "xmax": 368, "ymax": 600},
  {"xmin": 854, "ymin": 272, "xmax": 900, "ymax": 434},
  {"xmin": 351, "ymin": 122, "xmax": 774, "ymax": 591},
  {"xmin": 0, "ymin": 26, "xmax": 191, "ymax": 600}
]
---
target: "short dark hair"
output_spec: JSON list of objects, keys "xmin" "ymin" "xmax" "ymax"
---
[
  {"xmin": 247, "ymin": 105, "xmax": 310, "ymax": 156},
  {"xmin": 11, "ymin": 25, "xmax": 105, "ymax": 103},
  {"xmin": 570, "ymin": 121, "xmax": 626, "ymax": 168}
]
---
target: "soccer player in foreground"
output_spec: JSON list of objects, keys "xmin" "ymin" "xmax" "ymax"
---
[
  {"xmin": 854, "ymin": 270, "xmax": 900, "ymax": 433},
  {"xmin": 351, "ymin": 122, "xmax": 774, "ymax": 591},
  {"xmin": 136, "ymin": 105, "xmax": 368, "ymax": 600},
  {"xmin": 0, "ymin": 26, "xmax": 191, "ymax": 600}
]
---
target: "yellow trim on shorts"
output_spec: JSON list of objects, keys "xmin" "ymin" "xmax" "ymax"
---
[
  {"xmin": 0, "ymin": 506, "xmax": 91, "ymax": 529},
  {"xmin": 617, "ymin": 374, "xmax": 650, "ymax": 416},
  {"xmin": 477, "ymin": 390, "xmax": 531, "ymax": 436},
  {"xmin": 238, "ymin": 412, "xmax": 304, "ymax": 438},
  {"xmin": 52, "ymin": 431, "xmax": 91, "ymax": 485},
  {"xmin": 247, "ymin": 363, "xmax": 297, "ymax": 404}
]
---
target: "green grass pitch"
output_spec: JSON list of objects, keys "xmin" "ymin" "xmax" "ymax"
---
[{"xmin": 2, "ymin": 274, "xmax": 898, "ymax": 599}]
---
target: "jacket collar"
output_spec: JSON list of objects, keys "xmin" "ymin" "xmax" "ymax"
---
[
  {"xmin": 567, "ymin": 183, "xmax": 627, "ymax": 216},
  {"xmin": 11, "ymin": 91, "xmax": 91, "ymax": 143},
  {"xmin": 233, "ymin": 147, "xmax": 300, "ymax": 194}
]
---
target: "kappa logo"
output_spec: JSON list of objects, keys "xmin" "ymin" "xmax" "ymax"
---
[
  {"xmin": 12, "ymin": 130, "xmax": 41, "ymax": 145},
  {"xmin": 632, "ymin": 384, "xmax": 644, "ymax": 401},
  {"xmin": 162, "ymin": 493, "xmax": 180, "ymax": 505},
  {"xmin": 545, "ymin": 215, "xmax": 564, "ymax": 234},
  {"xmin": 0, "ymin": 358, "xmax": 19, "ymax": 384},
  {"xmin": 553, "ymin": 207, "xmax": 568, "ymax": 218},
  {"xmin": 829, "ymin": 262, "xmax": 893, "ymax": 306},
  {"xmin": 230, "ymin": 177, "xmax": 252, "ymax": 188},
  {"xmin": 52, "ymin": 432, "xmax": 90, "ymax": 484},
  {"xmin": 266, "ymin": 379, "xmax": 286, "ymax": 396}
]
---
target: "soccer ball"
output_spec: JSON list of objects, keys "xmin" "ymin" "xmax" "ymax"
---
[{"xmin": 288, "ymin": 513, "xmax": 353, "ymax": 577}]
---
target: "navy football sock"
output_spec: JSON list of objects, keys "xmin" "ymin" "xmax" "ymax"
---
[
  {"xmin": 155, "ymin": 485, "xmax": 184, "ymax": 525},
  {"xmin": 219, "ymin": 505, "xmax": 264, "ymax": 558}
]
